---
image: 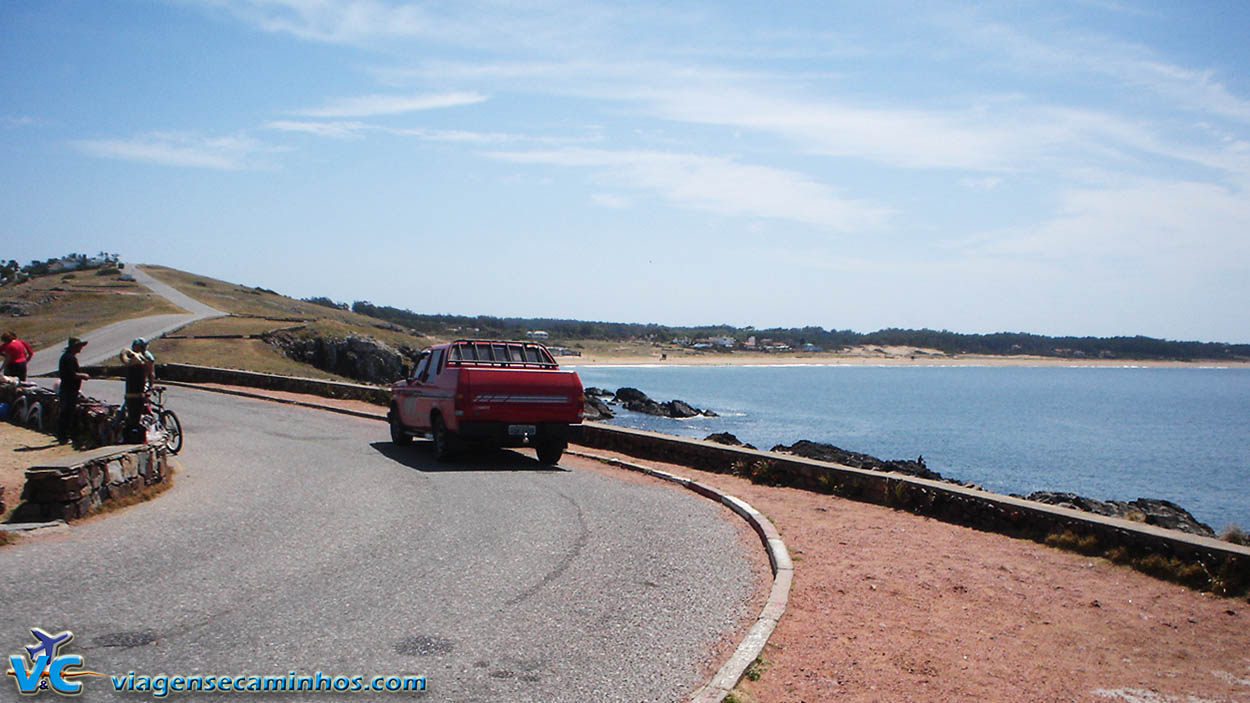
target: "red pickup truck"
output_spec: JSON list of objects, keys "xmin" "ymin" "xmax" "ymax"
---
[{"xmin": 388, "ymin": 340, "xmax": 585, "ymax": 465}]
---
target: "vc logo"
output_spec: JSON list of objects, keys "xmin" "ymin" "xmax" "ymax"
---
[{"xmin": 6, "ymin": 628, "xmax": 103, "ymax": 696}]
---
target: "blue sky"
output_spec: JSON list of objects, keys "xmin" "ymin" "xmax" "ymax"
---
[{"xmin": 3, "ymin": 1, "xmax": 1249, "ymax": 342}]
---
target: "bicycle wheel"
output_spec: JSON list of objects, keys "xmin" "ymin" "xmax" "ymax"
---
[{"xmin": 159, "ymin": 410, "xmax": 183, "ymax": 455}]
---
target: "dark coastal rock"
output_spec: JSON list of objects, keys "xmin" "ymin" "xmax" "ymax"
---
[
  {"xmin": 705, "ymin": 432, "xmax": 756, "ymax": 450},
  {"xmin": 664, "ymin": 400, "xmax": 701, "ymax": 418},
  {"xmin": 585, "ymin": 387, "xmax": 613, "ymax": 398},
  {"xmin": 623, "ymin": 398, "xmax": 664, "ymax": 415},
  {"xmin": 266, "ymin": 332, "xmax": 411, "ymax": 384},
  {"xmin": 583, "ymin": 396, "xmax": 615, "ymax": 421},
  {"xmin": 613, "ymin": 387, "xmax": 650, "ymax": 404},
  {"xmin": 614, "ymin": 387, "xmax": 712, "ymax": 418},
  {"xmin": 1025, "ymin": 492, "xmax": 1215, "ymax": 537},
  {"xmin": 771, "ymin": 440, "xmax": 943, "ymax": 481}
]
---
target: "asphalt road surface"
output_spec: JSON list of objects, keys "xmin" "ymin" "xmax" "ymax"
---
[
  {"xmin": 1, "ymin": 382, "xmax": 759, "ymax": 702},
  {"xmin": 27, "ymin": 264, "xmax": 225, "ymax": 376}
]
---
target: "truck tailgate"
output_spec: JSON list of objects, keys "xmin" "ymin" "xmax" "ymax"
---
[{"xmin": 459, "ymin": 367, "xmax": 583, "ymax": 423}]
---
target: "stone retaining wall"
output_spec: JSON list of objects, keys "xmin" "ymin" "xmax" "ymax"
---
[
  {"xmin": 19, "ymin": 444, "xmax": 169, "ymax": 521},
  {"xmin": 84, "ymin": 363, "xmax": 390, "ymax": 405},
  {"xmin": 577, "ymin": 423, "xmax": 1250, "ymax": 597},
  {"xmin": 1, "ymin": 381, "xmax": 118, "ymax": 448}
]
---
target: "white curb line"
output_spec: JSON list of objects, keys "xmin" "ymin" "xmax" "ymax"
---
[{"xmin": 567, "ymin": 450, "xmax": 792, "ymax": 703}]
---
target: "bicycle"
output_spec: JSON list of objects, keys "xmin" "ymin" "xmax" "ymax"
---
[{"xmin": 102, "ymin": 385, "xmax": 183, "ymax": 455}]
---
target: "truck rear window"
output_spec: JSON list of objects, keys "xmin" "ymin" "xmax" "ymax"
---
[{"xmin": 449, "ymin": 342, "xmax": 557, "ymax": 367}]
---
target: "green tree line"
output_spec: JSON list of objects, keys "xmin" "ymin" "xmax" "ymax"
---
[{"xmin": 346, "ymin": 301, "xmax": 1249, "ymax": 361}]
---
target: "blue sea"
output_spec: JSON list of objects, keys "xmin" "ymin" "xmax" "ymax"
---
[{"xmin": 570, "ymin": 364, "xmax": 1250, "ymax": 531}]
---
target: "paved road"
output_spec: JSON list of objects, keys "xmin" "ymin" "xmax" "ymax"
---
[
  {"xmin": 28, "ymin": 264, "xmax": 225, "ymax": 376},
  {"xmin": 1, "ymin": 382, "xmax": 759, "ymax": 702}
]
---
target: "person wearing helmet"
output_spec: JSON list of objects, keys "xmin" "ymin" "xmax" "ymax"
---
[{"xmin": 120, "ymin": 337, "xmax": 156, "ymax": 443}]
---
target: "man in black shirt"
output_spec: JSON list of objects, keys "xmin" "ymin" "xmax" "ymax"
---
[{"xmin": 57, "ymin": 337, "xmax": 89, "ymax": 444}]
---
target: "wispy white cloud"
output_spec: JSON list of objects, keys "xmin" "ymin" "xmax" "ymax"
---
[
  {"xmin": 3, "ymin": 116, "xmax": 38, "ymax": 128},
  {"xmin": 489, "ymin": 147, "xmax": 890, "ymax": 230},
  {"xmin": 966, "ymin": 180, "xmax": 1250, "ymax": 270},
  {"xmin": 187, "ymin": 0, "xmax": 662, "ymax": 53},
  {"xmin": 298, "ymin": 91, "xmax": 486, "ymax": 118},
  {"xmin": 265, "ymin": 119, "xmax": 590, "ymax": 146},
  {"xmin": 72, "ymin": 132, "xmax": 266, "ymax": 169},
  {"xmin": 947, "ymin": 12, "xmax": 1250, "ymax": 124},
  {"xmin": 266, "ymin": 120, "xmax": 372, "ymax": 138}
]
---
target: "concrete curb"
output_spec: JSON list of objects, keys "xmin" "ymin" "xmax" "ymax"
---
[{"xmin": 566, "ymin": 449, "xmax": 791, "ymax": 703}]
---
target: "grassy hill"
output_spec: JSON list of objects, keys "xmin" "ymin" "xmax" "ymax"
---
[
  {"xmin": 0, "ymin": 267, "xmax": 183, "ymax": 351},
  {"xmin": 139, "ymin": 266, "xmax": 436, "ymax": 381}
]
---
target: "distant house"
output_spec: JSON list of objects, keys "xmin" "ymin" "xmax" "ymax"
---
[
  {"xmin": 801, "ymin": 343, "xmax": 823, "ymax": 353},
  {"xmin": 47, "ymin": 256, "xmax": 108, "ymax": 274},
  {"xmin": 525, "ymin": 330, "xmax": 550, "ymax": 339},
  {"xmin": 743, "ymin": 336, "xmax": 757, "ymax": 348},
  {"xmin": 710, "ymin": 336, "xmax": 736, "ymax": 348}
]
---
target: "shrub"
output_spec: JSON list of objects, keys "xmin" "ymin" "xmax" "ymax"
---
[{"xmin": 1221, "ymin": 525, "xmax": 1249, "ymax": 546}]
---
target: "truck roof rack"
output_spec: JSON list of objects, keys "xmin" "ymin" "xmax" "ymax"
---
[{"xmin": 446, "ymin": 340, "xmax": 558, "ymax": 368}]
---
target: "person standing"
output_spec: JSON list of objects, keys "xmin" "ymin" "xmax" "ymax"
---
[
  {"xmin": 120, "ymin": 337, "xmax": 156, "ymax": 443},
  {"xmin": 57, "ymin": 337, "xmax": 89, "ymax": 445},
  {"xmin": 1, "ymin": 330, "xmax": 34, "ymax": 381}
]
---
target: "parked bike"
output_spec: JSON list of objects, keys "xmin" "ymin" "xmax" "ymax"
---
[{"xmin": 101, "ymin": 385, "xmax": 183, "ymax": 454}]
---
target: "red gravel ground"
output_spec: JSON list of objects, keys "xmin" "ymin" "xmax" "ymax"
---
[{"xmin": 575, "ymin": 449, "xmax": 1250, "ymax": 703}]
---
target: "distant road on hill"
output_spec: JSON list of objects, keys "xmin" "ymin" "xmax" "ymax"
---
[{"xmin": 28, "ymin": 263, "xmax": 225, "ymax": 376}]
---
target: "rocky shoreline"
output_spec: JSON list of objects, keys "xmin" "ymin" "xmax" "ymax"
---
[
  {"xmin": 592, "ymin": 386, "xmax": 1219, "ymax": 538},
  {"xmin": 582, "ymin": 387, "xmax": 718, "ymax": 421}
]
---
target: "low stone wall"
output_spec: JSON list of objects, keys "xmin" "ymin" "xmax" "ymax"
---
[
  {"xmin": 577, "ymin": 423, "xmax": 1250, "ymax": 597},
  {"xmin": 19, "ymin": 444, "xmax": 169, "ymax": 521},
  {"xmin": 1, "ymin": 381, "xmax": 118, "ymax": 448},
  {"xmin": 84, "ymin": 363, "xmax": 390, "ymax": 405}
]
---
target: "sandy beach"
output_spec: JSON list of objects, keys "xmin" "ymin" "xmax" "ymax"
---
[{"xmin": 561, "ymin": 345, "xmax": 1250, "ymax": 369}]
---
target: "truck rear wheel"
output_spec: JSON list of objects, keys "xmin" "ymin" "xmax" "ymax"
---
[
  {"xmin": 432, "ymin": 415, "xmax": 454, "ymax": 460},
  {"xmin": 389, "ymin": 409, "xmax": 411, "ymax": 446},
  {"xmin": 536, "ymin": 439, "xmax": 566, "ymax": 466}
]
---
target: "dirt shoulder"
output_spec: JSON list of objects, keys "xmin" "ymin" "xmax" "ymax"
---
[
  {"xmin": 576, "ymin": 448, "xmax": 1250, "ymax": 703},
  {"xmin": 0, "ymin": 423, "xmax": 78, "ymax": 522}
]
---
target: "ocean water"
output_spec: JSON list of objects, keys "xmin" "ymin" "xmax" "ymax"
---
[{"xmin": 571, "ymin": 364, "xmax": 1250, "ymax": 531}]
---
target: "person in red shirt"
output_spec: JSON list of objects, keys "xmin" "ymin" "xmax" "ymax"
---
[{"xmin": 1, "ymin": 330, "xmax": 34, "ymax": 381}]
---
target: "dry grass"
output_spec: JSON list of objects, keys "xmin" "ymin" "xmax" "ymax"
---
[
  {"xmin": 168, "ymin": 316, "xmax": 300, "ymax": 337},
  {"xmin": 140, "ymin": 266, "xmax": 435, "ymax": 380},
  {"xmin": 143, "ymin": 265, "xmax": 417, "ymax": 332},
  {"xmin": 0, "ymin": 271, "xmax": 184, "ymax": 351},
  {"xmin": 150, "ymin": 337, "xmax": 359, "ymax": 382}
]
